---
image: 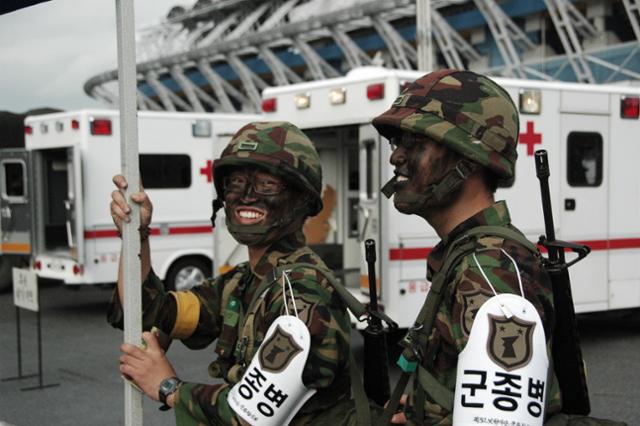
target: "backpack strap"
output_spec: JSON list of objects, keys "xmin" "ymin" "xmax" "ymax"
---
[
  {"xmin": 246, "ymin": 262, "xmax": 368, "ymax": 318},
  {"xmin": 464, "ymin": 225, "xmax": 539, "ymax": 255}
]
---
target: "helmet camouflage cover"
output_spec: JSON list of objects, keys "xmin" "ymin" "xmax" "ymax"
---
[
  {"xmin": 372, "ymin": 69, "xmax": 519, "ymax": 185},
  {"xmin": 213, "ymin": 121, "xmax": 323, "ymax": 215}
]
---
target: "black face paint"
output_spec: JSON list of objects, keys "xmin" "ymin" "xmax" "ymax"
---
[
  {"xmin": 223, "ymin": 168, "xmax": 307, "ymax": 247},
  {"xmin": 389, "ymin": 134, "xmax": 461, "ymax": 216}
]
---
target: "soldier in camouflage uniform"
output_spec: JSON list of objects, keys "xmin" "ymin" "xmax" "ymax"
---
[
  {"xmin": 108, "ymin": 121, "xmax": 354, "ymax": 424},
  {"xmin": 371, "ymin": 70, "xmax": 561, "ymax": 424}
]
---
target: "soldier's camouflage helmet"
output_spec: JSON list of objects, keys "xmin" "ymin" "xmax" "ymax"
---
[
  {"xmin": 372, "ymin": 69, "xmax": 519, "ymax": 185},
  {"xmin": 213, "ymin": 121, "xmax": 323, "ymax": 215}
]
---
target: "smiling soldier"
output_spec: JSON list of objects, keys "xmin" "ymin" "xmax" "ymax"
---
[
  {"xmin": 372, "ymin": 70, "xmax": 562, "ymax": 425},
  {"xmin": 107, "ymin": 122, "xmax": 355, "ymax": 425}
]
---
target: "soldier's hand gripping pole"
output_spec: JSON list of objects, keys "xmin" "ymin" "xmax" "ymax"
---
[
  {"xmin": 363, "ymin": 239, "xmax": 392, "ymax": 407},
  {"xmin": 535, "ymin": 150, "xmax": 591, "ymax": 415}
]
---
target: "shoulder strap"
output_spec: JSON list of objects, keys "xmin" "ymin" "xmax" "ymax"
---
[
  {"xmin": 247, "ymin": 262, "xmax": 368, "ymax": 319},
  {"xmin": 464, "ymin": 225, "xmax": 539, "ymax": 254}
]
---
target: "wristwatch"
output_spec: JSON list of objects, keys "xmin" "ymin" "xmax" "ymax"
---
[{"xmin": 158, "ymin": 376, "xmax": 182, "ymax": 411}]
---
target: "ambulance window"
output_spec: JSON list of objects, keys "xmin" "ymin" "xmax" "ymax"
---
[
  {"xmin": 567, "ymin": 132, "xmax": 603, "ymax": 187},
  {"xmin": 1, "ymin": 161, "xmax": 26, "ymax": 199},
  {"xmin": 140, "ymin": 154, "xmax": 191, "ymax": 189}
]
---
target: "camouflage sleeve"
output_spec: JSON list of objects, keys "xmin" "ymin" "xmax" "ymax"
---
[
  {"xmin": 106, "ymin": 269, "xmax": 224, "ymax": 350},
  {"xmin": 173, "ymin": 382, "xmax": 238, "ymax": 425}
]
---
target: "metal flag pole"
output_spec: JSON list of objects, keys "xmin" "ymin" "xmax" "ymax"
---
[{"xmin": 115, "ymin": 0, "xmax": 143, "ymax": 425}]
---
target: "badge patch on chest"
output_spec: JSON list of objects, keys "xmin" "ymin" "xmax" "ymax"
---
[
  {"xmin": 259, "ymin": 325, "xmax": 303, "ymax": 373},
  {"xmin": 285, "ymin": 295, "xmax": 317, "ymax": 326},
  {"xmin": 487, "ymin": 314, "xmax": 535, "ymax": 371},
  {"xmin": 459, "ymin": 289, "xmax": 493, "ymax": 336}
]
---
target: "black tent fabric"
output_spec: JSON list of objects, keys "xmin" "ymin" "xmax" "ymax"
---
[
  {"xmin": 0, "ymin": 108, "xmax": 62, "ymax": 148},
  {"xmin": 1, "ymin": 0, "xmax": 51, "ymax": 15}
]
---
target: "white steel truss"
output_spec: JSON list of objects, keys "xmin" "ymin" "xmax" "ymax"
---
[
  {"xmin": 623, "ymin": 0, "xmax": 640, "ymax": 41},
  {"xmin": 543, "ymin": 0, "xmax": 595, "ymax": 83},
  {"xmin": 84, "ymin": 0, "xmax": 640, "ymax": 112}
]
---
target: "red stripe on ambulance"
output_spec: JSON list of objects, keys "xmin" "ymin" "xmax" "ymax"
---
[
  {"xmin": 389, "ymin": 237, "xmax": 640, "ymax": 261},
  {"xmin": 84, "ymin": 226, "xmax": 212, "ymax": 239}
]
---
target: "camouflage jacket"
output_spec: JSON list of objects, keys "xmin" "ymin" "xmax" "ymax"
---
[
  {"xmin": 108, "ymin": 232, "xmax": 351, "ymax": 425},
  {"xmin": 407, "ymin": 201, "xmax": 561, "ymax": 425}
]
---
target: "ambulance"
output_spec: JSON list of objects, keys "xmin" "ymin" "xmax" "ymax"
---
[
  {"xmin": 23, "ymin": 110, "xmax": 259, "ymax": 290},
  {"xmin": 0, "ymin": 148, "xmax": 33, "ymax": 291},
  {"xmin": 262, "ymin": 66, "xmax": 640, "ymax": 328}
]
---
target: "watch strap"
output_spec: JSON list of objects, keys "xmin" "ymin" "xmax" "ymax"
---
[{"xmin": 158, "ymin": 376, "xmax": 182, "ymax": 411}]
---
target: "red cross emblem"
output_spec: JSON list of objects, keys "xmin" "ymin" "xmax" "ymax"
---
[
  {"xmin": 519, "ymin": 121, "xmax": 542, "ymax": 156},
  {"xmin": 200, "ymin": 160, "xmax": 213, "ymax": 183}
]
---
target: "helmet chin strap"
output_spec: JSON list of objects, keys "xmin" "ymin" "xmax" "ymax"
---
[{"xmin": 381, "ymin": 159, "xmax": 476, "ymax": 211}]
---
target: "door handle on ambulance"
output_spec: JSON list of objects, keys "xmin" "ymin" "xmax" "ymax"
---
[
  {"xmin": 64, "ymin": 199, "xmax": 75, "ymax": 248},
  {"xmin": 356, "ymin": 205, "xmax": 370, "ymax": 242}
]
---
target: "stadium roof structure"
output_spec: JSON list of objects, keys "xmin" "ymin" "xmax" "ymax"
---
[{"xmin": 84, "ymin": 0, "xmax": 640, "ymax": 113}]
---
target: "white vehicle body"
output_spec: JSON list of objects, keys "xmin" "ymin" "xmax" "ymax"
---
[
  {"xmin": 24, "ymin": 110, "xmax": 259, "ymax": 289},
  {"xmin": 0, "ymin": 148, "xmax": 34, "ymax": 291},
  {"xmin": 262, "ymin": 67, "xmax": 640, "ymax": 328}
]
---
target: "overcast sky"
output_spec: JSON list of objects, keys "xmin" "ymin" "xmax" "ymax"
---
[{"xmin": 0, "ymin": 0, "xmax": 193, "ymax": 113}]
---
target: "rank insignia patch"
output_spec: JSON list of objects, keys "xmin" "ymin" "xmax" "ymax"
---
[
  {"xmin": 487, "ymin": 314, "xmax": 536, "ymax": 371},
  {"xmin": 460, "ymin": 289, "xmax": 493, "ymax": 336},
  {"xmin": 285, "ymin": 296, "xmax": 317, "ymax": 326},
  {"xmin": 259, "ymin": 325, "xmax": 303, "ymax": 373}
]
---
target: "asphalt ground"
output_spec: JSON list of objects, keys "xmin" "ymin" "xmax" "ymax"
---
[{"xmin": 0, "ymin": 282, "xmax": 638, "ymax": 425}]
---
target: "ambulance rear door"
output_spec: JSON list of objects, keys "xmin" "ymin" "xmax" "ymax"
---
[
  {"xmin": 32, "ymin": 144, "xmax": 84, "ymax": 264},
  {"xmin": 559, "ymin": 110, "xmax": 609, "ymax": 312}
]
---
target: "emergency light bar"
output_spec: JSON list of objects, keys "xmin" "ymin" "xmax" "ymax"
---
[
  {"xmin": 40, "ymin": 123, "xmax": 48, "ymax": 134},
  {"xmin": 90, "ymin": 118, "xmax": 112, "ymax": 135},
  {"xmin": 329, "ymin": 88, "xmax": 346, "ymax": 105},
  {"xmin": 519, "ymin": 90, "xmax": 541, "ymax": 114},
  {"xmin": 24, "ymin": 125, "xmax": 33, "ymax": 135},
  {"xmin": 621, "ymin": 96, "xmax": 639, "ymax": 119},
  {"xmin": 71, "ymin": 119, "xmax": 80, "ymax": 130},
  {"xmin": 367, "ymin": 83, "xmax": 385, "ymax": 100},
  {"xmin": 55, "ymin": 121, "xmax": 64, "ymax": 132},
  {"xmin": 192, "ymin": 120, "xmax": 211, "ymax": 137},
  {"xmin": 294, "ymin": 93, "xmax": 311, "ymax": 109},
  {"xmin": 262, "ymin": 98, "xmax": 277, "ymax": 113}
]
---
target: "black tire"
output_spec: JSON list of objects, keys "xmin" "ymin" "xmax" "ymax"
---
[{"xmin": 164, "ymin": 257, "xmax": 211, "ymax": 292}]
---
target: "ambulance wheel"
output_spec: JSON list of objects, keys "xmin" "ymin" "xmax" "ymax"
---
[{"xmin": 165, "ymin": 258, "xmax": 211, "ymax": 292}]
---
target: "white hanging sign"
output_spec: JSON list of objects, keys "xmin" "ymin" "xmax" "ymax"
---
[
  {"xmin": 453, "ymin": 293, "xmax": 549, "ymax": 426},
  {"xmin": 12, "ymin": 267, "xmax": 38, "ymax": 312},
  {"xmin": 228, "ymin": 315, "xmax": 316, "ymax": 425}
]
